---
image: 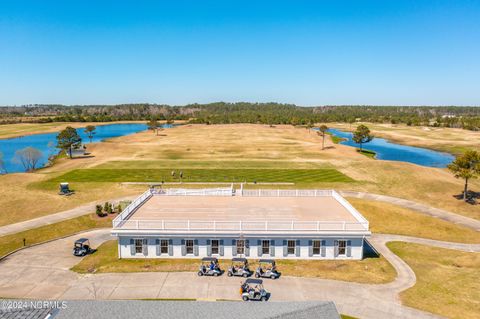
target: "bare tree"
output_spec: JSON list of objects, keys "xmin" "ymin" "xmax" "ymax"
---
[{"xmin": 13, "ymin": 147, "xmax": 43, "ymax": 172}]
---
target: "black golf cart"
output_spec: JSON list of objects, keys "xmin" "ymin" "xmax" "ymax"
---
[
  {"xmin": 73, "ymin": 238, "xmax": 93, "ymax": 257},
  {"xmin": 198, "ymin": 257, "xmax": 223, "ymax": 276},
  {"xmin": 255, "ymin": 259, "xmax": 280, "ymax": 279},
  {"xmin": 227, "ymin": 257, "xmax": 252, "ymax": 278},
  {"xmin": 240, "ymin": 278, "xmax": 269, "ymax": 301}
]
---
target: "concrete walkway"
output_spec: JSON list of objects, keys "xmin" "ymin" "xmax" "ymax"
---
[
  {"xmin": 339, "ymin": 190, "xmax": 480, "ymax": 231},
  {"xmin": 0, "ymin": 195, "xmax": 137, "ymax": 236},
  {"xmin": 3, "ymin": 230, "xmax": 477, "ymax": 319}
]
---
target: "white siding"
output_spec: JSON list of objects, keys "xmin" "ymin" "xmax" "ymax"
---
[{"xmin": 118, "ymin": 236, "xmax": 365, "ymax": 260}]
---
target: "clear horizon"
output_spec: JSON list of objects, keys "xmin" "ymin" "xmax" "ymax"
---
[{"xmin": 1, "ymin": 1, "xmax": 480, "ymax": 106}]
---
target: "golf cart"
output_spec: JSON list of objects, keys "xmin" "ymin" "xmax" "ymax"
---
[
  {"xmin": 255, "ymin": 259, "xmax": 280, "ymax": 279},
  {"xmin": 198, "ymin": 257, "xmax": 223, "ymax": 277},
  {"xmin": 240, "ymin": 278, "xmax": 269, "ymax": 301},
  {"xmin": 73, "ymin": 238, "xmax": 93, "ymax": 257},
  {"xmin": 227, "ymin": 257, "xmax": 252, "ymax": 278}
]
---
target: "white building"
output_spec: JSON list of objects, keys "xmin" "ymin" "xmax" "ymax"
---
[{"xmin": 111, "ymin": 188, "xmax": 371, "ymax": 260}]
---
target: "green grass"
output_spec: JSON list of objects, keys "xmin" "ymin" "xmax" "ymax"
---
[
  {"xmin": 326, "ymin": 132, "xmax": 347, "ymax": 144},
  {"xmin": 356, "ymin": 149, "xmax": 376, "ymax": 159},
  {"xmin": 94, "ymin": 160, "xmax": 333, "ymax": 169},
  {"xmin": 44, "ymin": 168, "xmax": 355, "ymax": 185},
  {"xmin": 0, "ymin": 214, "xmax": 113, "ymax": 258}
]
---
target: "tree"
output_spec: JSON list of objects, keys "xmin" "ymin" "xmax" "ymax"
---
[
  {"xmin": 447, "ymin": 150, "xmax": 480, "ymax": 201},
  {"xmin": 147, "ymin": 119, "xmax": 159, "ymax": 135},
  {"xmin": 13, "ymin": 147, "xmax": 43, "ymax": 171},
  {"xmin": 317, "ymin": 125, "xmax": 329, "ymax": 150},
  {"xmin": 352, "ymin": 125, "xmax": 374, "ymax": 151},
  {"xmin": 57, "ymin": 127, "xmax": 82, "ymax": 158},
  {"xmin": 84, "ymin": 125, "xmax": 96, "ymax": 143},
  {"xmin": 0, "ymin": 151, "xmax": 7, "ymax": 174}
]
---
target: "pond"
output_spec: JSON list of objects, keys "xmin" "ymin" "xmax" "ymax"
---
[
  {"xmin": 327, "ymin": 128, "xmax": 455, "ymax": 168},
  {"xmin": 0, "ymin": 123, "xmax": 174, "ymax": 174}
]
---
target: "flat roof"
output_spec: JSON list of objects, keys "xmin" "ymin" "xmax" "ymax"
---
[{"xmin": 129, "ymin": 195, "xmax": 357, "ymax": 223}]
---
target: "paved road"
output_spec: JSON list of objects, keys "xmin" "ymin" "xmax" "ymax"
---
[
  {"xmin": 0, "ymin": 195, "xmax": 137, "ymax": 236},
  {"xmin": 339, "ymin": 190, "xmax": 480, "ymax": 231},
  {"xmin": 3, "ymin": 229, "xmax": 476, "ymax": 319}
]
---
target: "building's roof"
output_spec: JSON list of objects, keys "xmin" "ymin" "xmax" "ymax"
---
[
  {"xmin": 112, "ymin": 189, "xmax": 370, "ymax": 234},
  {"xmin": 51, "ymin": 300, "xmax": 341, "ymax": 319},
  {"xmin": 131, "ymin": 195, "xmax": 357, "ymax": 222}
]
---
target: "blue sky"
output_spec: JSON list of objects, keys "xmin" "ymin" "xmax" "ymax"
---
[{"xmin": 1, "ymin": 1, "xmax": 479, "ymax": 106}]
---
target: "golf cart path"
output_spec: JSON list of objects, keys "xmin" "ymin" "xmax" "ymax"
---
[
  {"xmin": 339, "ymin": 190, "xmax": 480, "ymax": 231},
  {"xmin": 0, "ymin": 195, "xmax": 136, "ymax": 236},
  {"xmin": 1, "ymin": 230, "xmax": 478, "ymax": 319},
  {"xmin": 1, "ymin": 190, "xmax": 478, "ymax": 237}
]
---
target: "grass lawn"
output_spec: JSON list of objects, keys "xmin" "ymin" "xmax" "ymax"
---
[
  {"xmin": 325, "ymin": 132, "xmax": 346, "ymax": 144},
  {"xmin": 43, "ymin": 168, "xmax": 354, "ymax": 185},
  {"xmin": 0, "ymin": 214, "xmax": 113, "ymax": 258},
  {"xmin": 349, "ymin": 199, "xmax": 480, "ymax": 243},
  {"xmin": 72, "ymin": 240, "xmax": 396, "ymax": 284},
  {"xmin": 388, "ymin": 242, "xmax": 480, "ymax": 319},
  {"xmin": 356, "ymin": 149, "xmax": 376, "ymax": 159}
]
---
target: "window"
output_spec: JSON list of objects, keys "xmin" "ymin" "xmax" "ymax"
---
[
  {"xmin": 262, "ymin": 240, "xmax": 270, "ymax": 255},
  {"xmin": 134, "ymin": 239, "xmax": 143, "ymax": 254},
  {"xmin": 186, "ymin": 239, "xmax": 194, "ymax": 254},
  {"xmin": 313, "ymin": 240, "xmax": 321, "ymax": 255},
  {"xmin": 338, "ymin": 240, "xmax": 347, "ymax": 256},
  {"xmin": 211, "ymin": 240, "xmax": 219, "ymax": 255},
  {"xmin": 287, "ymin": 240, "xmax": 296, "ymax": 255},
  {"xmin": 160, "ymin": 240, "xmax": 169, "ymax": 254},
  {"xmin": 237, "ymin": 240, "xmax": 245, "ymax": 255}
]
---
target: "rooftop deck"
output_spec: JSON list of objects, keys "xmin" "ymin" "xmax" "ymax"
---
[{"xmin": 112, "ymin": 188, "xmax": 370, "ymax": 234}]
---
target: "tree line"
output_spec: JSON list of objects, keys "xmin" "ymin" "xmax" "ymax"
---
[{"xmin": 1, "ymin": 103, "xmax": 480, "ymax": 130}]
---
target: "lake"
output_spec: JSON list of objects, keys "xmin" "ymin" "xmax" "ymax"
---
[
  {"xmin": 327, "ymin": 128, "xmax": 455, "ymax": 168},
  {"xmin": 0, "ymin": 123, "xmax": 169, "ymax": 174}
]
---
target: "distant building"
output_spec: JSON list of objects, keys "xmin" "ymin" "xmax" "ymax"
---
[{"xmin": 111, "ymin": 187, "xmax": 370, "ymax": 260}]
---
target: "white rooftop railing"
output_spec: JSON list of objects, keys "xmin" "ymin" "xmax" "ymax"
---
[
  {"xmin": 112, "ymin": 188, "xmax": 369, "ymax": 231},
  {"xmin": 240, "ymin": 189, "xmax": 333, "ymax": 197},
  {"xmin": 112, "ymin": 189, "xmax": 153, "ymax": 227},
  {"xmin": 113, "ymin": 219, "xmax": 369, "ymax": 232},
  {"xmin": 152, "ymin": 187, "xmax": 234, "ymax": 196}
]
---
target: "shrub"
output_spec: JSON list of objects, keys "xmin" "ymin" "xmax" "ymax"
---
[{"xmin": 95, "ymin": 205, "xmax": 104, "ymax": 217}]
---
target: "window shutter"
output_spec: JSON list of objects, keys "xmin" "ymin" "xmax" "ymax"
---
[
  {"xmin": 270, "ymin": 240, "xmax": 275, "ymax": 257},
  {"xmin": 321, "ymin": 240, "xmax": 326, "ymax": 257},
  {"xmin": 181, "ymin": 239, "xmax": 186, "ymax": 256},
  {"xmin": 257, "ymin": 240, "xmax": 262, "ymax": 257},
  {"xmin": 232, "ymin": 239, "xmax": 237, "ymax": 256},
  {"xmin": 142, "ymin": 238, "xmax": 148, "ymax": 256},
  {"xmin": 194, "ymin": 239, "xmax": 199, "ymax": 256},
  {"xmin": 156, "ymin": 239, "xmax": 160, "ymax": 256},
  {"xmin": 283, "ymin": 240, "xmax": 288, "ymax": 257},
  {"xmin": 206, "ymin": 239, "xmax": 211, "ymax": 256},
  {"xmin": 334, "ymin": 240, "xmax": 339, "ymax": 257},
  {"xmin": 347, "ymin": 240, "xmax": 352, "ymax": 257},
  {"xmin": 168, "ymin": 239, "xmax": 173, "ymax": 256},
  {"xmin": 219, "ymin": 240, "xmax": 224, "ymax": 256},
  {"xmin": 245, "ymin": 240, "xmax": 250, "ymax": 257},
  {"xmin": 130, "ymin": 238, "xmax": 135, "ymax": 256},
  {"xmin": 295, "ymin": 240, "xmax": 301, "ymax": 257},
  {"xmin": 308, "ymin": 240, "xmax": 313, "ymax": 257}
]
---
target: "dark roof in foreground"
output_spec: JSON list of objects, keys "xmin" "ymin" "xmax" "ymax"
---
[{"xmin": 51, "ymin": 301, "xmax": 340, "ymax": 319}]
